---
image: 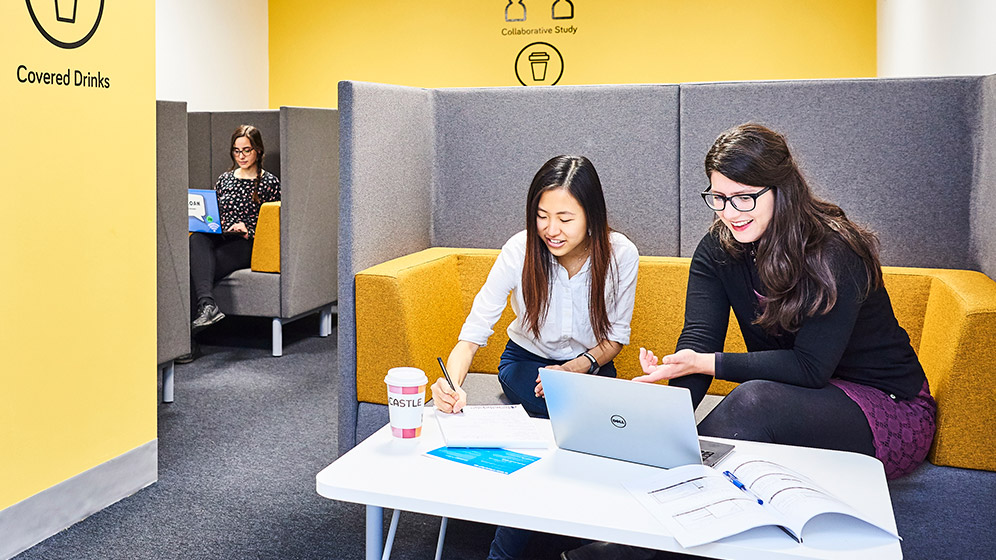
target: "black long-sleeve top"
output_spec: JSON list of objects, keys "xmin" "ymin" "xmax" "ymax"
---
[
  {"xmin": 215, "ymin": 169, "xmax": 281, "ymax": 238},
  {"xmin": 671, "ymin": 231, "xmax": 927, "ymax": 409}
]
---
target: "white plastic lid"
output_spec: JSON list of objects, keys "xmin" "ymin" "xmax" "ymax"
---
[{"xmin": 384, "ymin": 367, "xmax": 428, "ymax": 387}]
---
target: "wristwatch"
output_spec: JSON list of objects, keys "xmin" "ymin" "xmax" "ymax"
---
[{"xmin": 578, "ymin": 351, "xmax": 599, "ymax": 374}]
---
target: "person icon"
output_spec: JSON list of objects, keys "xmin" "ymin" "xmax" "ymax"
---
[
  {"xmin": 552, "ymin": 0, "xmax": 574, "ymax": 20},
  {"xmin": 505, "ymin": 0, "xmax": 526, "ymax": 22}
]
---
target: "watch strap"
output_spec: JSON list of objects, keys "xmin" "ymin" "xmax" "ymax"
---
[{"xmin": 579, "ymin": 351, "xmax": 598, "ymax": 374}]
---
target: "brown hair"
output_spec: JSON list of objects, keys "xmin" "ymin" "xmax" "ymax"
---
[
  {"xmin": 704, "ymin": 123, "xmax": 882, "ymax": 333},
  {"xmin": 521, "ymin": 155, "xmax": 615, "ymax": 342},
  {"xmin": 228, "ymin": 124, "xmax": 265, "ymax": 205}
]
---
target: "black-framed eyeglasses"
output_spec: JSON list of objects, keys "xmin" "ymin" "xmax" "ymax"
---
[
  {"xmin": 232, "ymin": 147, "xmax": 255, "ymax": 156},
  {"xmin": 701, "ymin": 186, "xmax": 773, "ymax": 212}
]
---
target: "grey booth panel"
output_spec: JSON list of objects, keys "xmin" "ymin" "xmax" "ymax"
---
[
  {"xmin": 433, "ymin": 84, "xmax": 680, "ymax": 257},
  {"xmin": 209, "ymin": 111, "xmax": 281, "ymax": 184},
  {"xmin": 973, "ymin": 74, "xmax": 996, "ymax": 280},
  {"xmin": 337, "ymin": 81, "xmax": 435, "ymax": 454},
  {"xmin": 278, "ymin": 107, "xmax": 339, "ymax": 318},
  {"xmin": 156, "ymin": 100, "xmax": 190, "ymax": 364},
  {"xmin": 187, "ymin": 111, "xmax": 212, "ymax": 189},
  {"xmin": 678, "ymin": 77, "xmax": 981, "ymax": 269}
]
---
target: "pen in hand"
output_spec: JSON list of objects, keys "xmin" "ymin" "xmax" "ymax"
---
[
  {"xmin": 723, "ymin": 471, "xmax": 764, "ymax": 505},
  {"xmin": 437, "ymin": 357, "xmax": 456, "ymax": 391}
]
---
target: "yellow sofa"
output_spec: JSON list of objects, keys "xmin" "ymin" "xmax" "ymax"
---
[{"xmin": 355, "ymin": 247, "xmax": 996, "ymax": 472}]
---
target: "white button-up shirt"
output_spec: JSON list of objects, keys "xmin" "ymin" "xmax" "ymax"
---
[{"xmin": 458, "ymin": 230, "xmax": 639, "ymax": 361}]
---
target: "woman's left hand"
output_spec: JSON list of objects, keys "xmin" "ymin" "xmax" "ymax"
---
[
  {"xmin": 227, "ymin": 221, "xmax": 249, "ymax": 239},
  {"xmin": 633, "ymin": 348, "xmax": 709, "ymax": 383},
  {"xmin": 534, "ymin": 363, "xmax": 568, "ymax": 398}
]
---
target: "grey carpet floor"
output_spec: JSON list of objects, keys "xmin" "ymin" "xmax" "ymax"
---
[
  {"xmin": 12, "ymin": 316, "xmax": 578, "ymax": 560},
  {"xmin": 12, "ymin": 315, "xmax": 996, "ymax": 559}
]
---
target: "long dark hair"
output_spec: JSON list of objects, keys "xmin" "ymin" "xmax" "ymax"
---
[
  {"xmin": 228, "ymin": 124, "xmax": 265, "ymax": 205},
  {"xmin": 522, "ymin": 155, "xmax": 615, "ymax": 342},
  {"xmin": 704, "ymin": 123, "xmax": 882, "ymax": 334}
]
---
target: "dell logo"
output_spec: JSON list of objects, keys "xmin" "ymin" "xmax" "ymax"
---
[{"xmin": 610, "ymin": 414, "xmax": 627, "ymax": 428}]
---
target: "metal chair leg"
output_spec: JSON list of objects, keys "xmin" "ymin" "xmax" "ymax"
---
[
  {"xmin": 271, "ymin": 317, "xmax": 283, "ymax": 356},
  {"xmin": 381, "ymin": 509, "xmax": 401, "ymax": 560},
  {"xmin": 161, "ymin": 362, "xmax": 174, "ymax": 403},
  {"xmin": 434, "ymin": 516, "xmax": 449, "ymax": 560}
]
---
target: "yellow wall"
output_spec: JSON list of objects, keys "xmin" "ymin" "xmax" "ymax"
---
[
  {"xmin": 0, "ymin": 1, "xmax": 156, "ymax": 509},
  {"xmin": 269, "ymin": 0, "xmax": 876, "ymax": 108}
]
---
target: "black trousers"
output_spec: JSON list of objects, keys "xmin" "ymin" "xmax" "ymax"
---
[{"xmin": 189, "ymin": 232, "xmax": 253, "ymax": 316}]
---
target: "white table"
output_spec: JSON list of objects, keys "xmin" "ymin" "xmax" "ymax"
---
[{"xmin": 317, "ymin": 408, "xmax": 902, "ymax": 560}]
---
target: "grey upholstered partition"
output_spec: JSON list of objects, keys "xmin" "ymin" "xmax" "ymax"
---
[
  {"xmin": 187, "ymin": 111, "xmax": 282, "ymax": 190},
  {"xmin": 975, "ymin": 74, "xmax": 996, "ymax": 279},
  {"xmin": 209, "ymin": 111, "xmax": 282, "ymax": 186},
  {"xmin": 433, "ymin": 85, "xmax": 680, "ymax": 255},
  {"xmin": 336, "ymin": 81, "xmax": 682, "ymax": 453},
  {"xmin": 277, "ymin": 107, "xmax": 339, "ymax": 318},
  {"xmin": 156, "ymin": 100, "xmax": 191, "ymax": 403},
  {"xmin": 679, "ymin": 77, "xmax": 983, "ymax": 269},
  {"xmin": 187, "ymin": 112, "xmax": 212, "ymax": 189},
  {"xmin": 337, "ymin": 82, "xmax": 435, "ymax": 453}
]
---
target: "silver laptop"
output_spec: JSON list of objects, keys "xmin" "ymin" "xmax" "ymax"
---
[{"xmin": 539, "ymin": 368, "xmax": 734, "ymax": 469}]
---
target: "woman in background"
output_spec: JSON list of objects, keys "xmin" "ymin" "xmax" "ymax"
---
[
  {"xmin": 430, "ymin": 155, "xmax": 639, "ymax": 560},
  {"xmin": 180, "ymin": 125, "xmax": 280, "ymax": 362}
]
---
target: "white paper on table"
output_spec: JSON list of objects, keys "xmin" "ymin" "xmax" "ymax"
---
[
  {"xmin": 434, "ymin": 404, "xmax": 550, "ymax": 448},
  {"xmin": 623, "ymin": 455, "xmax": 900, "ymax": 548}
]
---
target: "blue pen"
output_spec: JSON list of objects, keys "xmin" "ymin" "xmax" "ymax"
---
[{"xmin": 723, "ymin": 470, "xmax": 764, "ymax": 505}]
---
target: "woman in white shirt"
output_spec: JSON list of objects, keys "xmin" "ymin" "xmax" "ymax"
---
[
  {"xmin": 431, "ymin": 155, "xmax": 639, "ymax": 560},
  {"xmin": 431, "ymin": 154, "xmax": 639, "ymax": 418}
]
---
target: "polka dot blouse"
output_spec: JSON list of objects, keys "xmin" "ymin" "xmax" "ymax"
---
[{"xmin": 215, "ymin": 169, "xmax": 281, "ymax": 238}]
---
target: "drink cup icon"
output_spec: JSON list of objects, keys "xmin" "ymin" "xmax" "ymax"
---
[
  {"xmin": 55, "ymin": 0, "xmax": 79, "ymax": 23},
  {"xmin": 529, "ymin": 52, "xmax": 551, "ymax": 81}
]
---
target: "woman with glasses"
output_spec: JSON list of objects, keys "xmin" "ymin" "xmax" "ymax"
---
[
  {"xmin": 640, "ymin": 123, "xmax": 936, "ymax": 477},
  {"xmin": 561, "ymin": 124, "xmax": 936, "ymax": 560},
  {"xmin": 181, "ymin": 125, "xmax": 281, "ymax": 361}
]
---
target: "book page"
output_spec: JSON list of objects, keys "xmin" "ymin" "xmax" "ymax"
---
[
  {"xmin": 722, "ymin": 455, "xmax": 900, "ymax": 541},
  {"xmin": 623, "ymin": 464, "xmax": 784, "ymax": 548},
  {"xmin": 434, "ymin": 404, "xmax": 550, "ymax": 448}
]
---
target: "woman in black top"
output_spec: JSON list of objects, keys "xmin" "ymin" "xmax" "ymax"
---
[
  {"xmin": 562, "ymin": 123, "xmax": 937, "ymax": 560},
  {"xmin": 187, "ymin": 125, "xmax": 281, "ymax": 344},
  {"xmin": 637, "ymin": 123, "xmax": 936, "ymax": 479}
]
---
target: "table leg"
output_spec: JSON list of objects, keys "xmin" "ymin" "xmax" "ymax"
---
[{"xmin": 365, "ymin": 505, "xmax": 384, "ymax": 560}]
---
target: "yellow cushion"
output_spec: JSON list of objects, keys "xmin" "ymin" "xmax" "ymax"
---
[
  {"xmin": 250, "ymin": 202, "xmax": 280, "ymax": 273},
  {"xmin": 354, "ymin": 249, "xmax": 996, "ymax": 471}
]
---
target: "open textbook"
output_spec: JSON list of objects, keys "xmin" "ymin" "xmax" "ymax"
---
[
  {"xmin": 624, "ymin": 454, "xmax": 901, "ymax": 548},
  {"xmin": 434, "ymin": 404, "xmax": 549, "ymax": 448}
]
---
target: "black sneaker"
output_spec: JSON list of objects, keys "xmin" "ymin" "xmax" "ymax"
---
[
  {"xmin": 191, "ymin": 302, "xmax": 225, "ymax": 333},
  {"xmin": 174, "ymin": 341, "xmax": 200, "ymax": 364}
]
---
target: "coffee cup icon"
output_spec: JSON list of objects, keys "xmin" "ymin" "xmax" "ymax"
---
[
  {"xmin": 56, "ymin": 0, "xmax": 79, "ymax": 23},
  {"xmin": 529, "ymin": 51, "xmax": 551, "ymax": 81}
]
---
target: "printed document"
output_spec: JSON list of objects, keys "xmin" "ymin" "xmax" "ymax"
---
[
  {"xmin": 434, "ymin": 404, "xmax": 549, "ymax": 448},
  {"xmin": 624, "ymin": 454, "xmax": 900, "ymax": 548}
]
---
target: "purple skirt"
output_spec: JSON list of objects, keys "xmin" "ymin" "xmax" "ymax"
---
[{"xmin": 830, "ymin": 378, "xmax": 936, "ymax": 479}]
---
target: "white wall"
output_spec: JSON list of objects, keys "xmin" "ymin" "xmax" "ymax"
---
[
  {"xmin": 879, "ymin": 0, "xmax": 996, "ymax": 77},
  {"xmin": 156, "ymin": 0, "xmax": 269, "ymax": 110}
]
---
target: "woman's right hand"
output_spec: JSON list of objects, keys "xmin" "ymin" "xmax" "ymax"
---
[{"xmin": 431, "ymin": 377, "xmax": 467, "ymax": 414}]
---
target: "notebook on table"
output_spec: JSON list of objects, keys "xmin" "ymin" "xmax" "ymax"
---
[
  {"xmin": 188, "ymin": 189, "xmax": 223, "ymax": 234},
  {"xmin": 539, "ymin": 368, "xmax": 735, "ymax": 469}
]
